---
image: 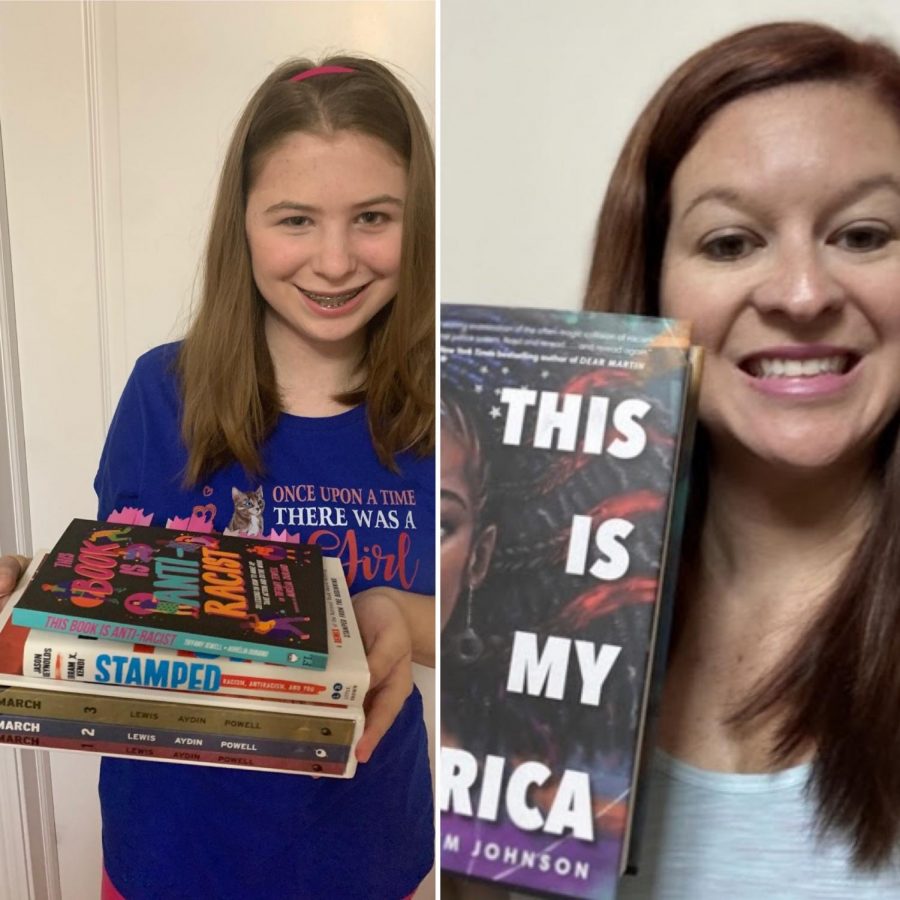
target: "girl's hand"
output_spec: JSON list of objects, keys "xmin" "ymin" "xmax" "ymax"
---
[
  {"xmin": 351, "ymin": 588, "xmax": 414, "ymax": 763},
  {"xmin": 357, "ymin": 586, "xmax": 435, "ymax": 668},
  {"xmin": 0, "ymin": 555, "xmax": 28, "ymax": 611}
]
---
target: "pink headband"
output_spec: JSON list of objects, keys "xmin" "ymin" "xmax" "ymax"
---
[{"xmin": 290, "ymin": 66, "xmax": 355, "ymax": 83}]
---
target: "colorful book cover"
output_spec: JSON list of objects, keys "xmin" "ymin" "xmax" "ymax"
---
[
  {"xmin": 21, "ymin": 556, "xmax": 368, "ymax": 706},
  {"xmin": 12, "ymin": 519, "xmax": 328, "ymax": 669},
  {"xmin": 440, "ymin": 305, "xmax": 696, "ymax": 899}
]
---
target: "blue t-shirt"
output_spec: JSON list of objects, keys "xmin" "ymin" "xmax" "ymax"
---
[{"xmin": 95, "ymin": 343, "xmax": 435, "ymax": 900}]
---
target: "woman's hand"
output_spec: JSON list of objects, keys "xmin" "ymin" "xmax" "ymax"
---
[
  {"xmin": 351, "ymin": 587, "xmax": 414, "ymax": 763},
  {"xmin": 0, "ymin": 555, "xmax": 28, "ymax": 611}
]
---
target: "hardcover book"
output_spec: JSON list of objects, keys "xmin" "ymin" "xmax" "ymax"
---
[
  {"xmin": 22, "ymin": 556, "xmax": 368, "ymax": 706},
  {"xmin": 0, "ymin": 558, "xmax": 363, "ymax": 778},
  {"xmin": 439, "ymin": 305, "xmax": 699, "ymax": 899},
  {"xmin": 12, "ymin": 519, "xmax": 328, "ymax": 669}
]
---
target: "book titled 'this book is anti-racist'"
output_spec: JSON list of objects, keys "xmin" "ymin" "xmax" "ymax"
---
[
  {"xmin": 22, "ymin": 557, "xmax": 369, "ymax": 706},
  {"xmin": 440, "ymin": 305, "xmax": 700, "ymax": 899},
  {"xmin": 12, "ymin": 520, "xmax": 328, "ymax": 669}
]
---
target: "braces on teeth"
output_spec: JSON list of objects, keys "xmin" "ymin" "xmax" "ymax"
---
[{"xmin": 304, "ymin": 287, "xmax": 363, "ymax": 307}]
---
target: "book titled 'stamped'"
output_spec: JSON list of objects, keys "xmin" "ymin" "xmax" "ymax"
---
[
  {"xmin": 12, "ymin": 520, "xmax": 328, "ymax": 669},
  {"xmin": 440, "ymin": 305, "xmax": 699, "ymax": 899}
]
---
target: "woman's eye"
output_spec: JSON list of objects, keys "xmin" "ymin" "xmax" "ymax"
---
[
  {"xmin": 282, "ymin": 215, "xmax": 311, "ymax": 228},
  {"xmin": 700, "ymin": 232, "xmax": 759, "ymax": 261},
  {"xmin": 834, "ymin": 225, "xmax": 892, "ymax": 252}
]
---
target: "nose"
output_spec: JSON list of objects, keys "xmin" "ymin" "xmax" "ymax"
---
[
  {"xmin": 311, "ymin": 226, "xmax": 357, "ymax": 281},
  {"xmin": 752, "ymin": 244, "xmax": 846, "ymax": 322}
]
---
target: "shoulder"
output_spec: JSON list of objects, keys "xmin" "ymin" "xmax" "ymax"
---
[
  {"xmin": 107, "ymin": 342, "xmax": 184, "ymax": 443},
  {"xmin": 123, "ymin": 342, "xmax": 184, "ymax": 414},
  {"xmin": 130, "ymin": 341, "xmax": 182, "ymax": 387}
]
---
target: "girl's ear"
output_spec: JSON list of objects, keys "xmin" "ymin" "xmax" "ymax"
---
[{"xmin": 467, "ymin": 524, "xmax": 497, "ymax": 590}]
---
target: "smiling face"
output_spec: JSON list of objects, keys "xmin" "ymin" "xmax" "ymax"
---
[
  {"xmin": 245, "ymin": 130, "xmax": 406, "ymax": 361},
  {"xmin": 661, "ymin": 82, "xmax": 900, "ymax": 474}
]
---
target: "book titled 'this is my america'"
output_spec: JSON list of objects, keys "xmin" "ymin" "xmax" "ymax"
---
[
  {"xmin": 440, "ymin": 305, "xmax": 699, "ymax": 899},
  {"xmin": 12, "ymin": 520, "xmax": 328, "ymax": 669}
]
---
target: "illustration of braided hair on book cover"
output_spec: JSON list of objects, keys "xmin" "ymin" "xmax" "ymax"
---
[{"xmin": 441, "ymin": 306, "xmax": 684, "ymax": 852}]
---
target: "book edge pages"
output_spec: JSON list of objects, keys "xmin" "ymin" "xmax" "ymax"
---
[{"xmin": 621, "ymin": 344, "xmax": 704, "ymax": 876}]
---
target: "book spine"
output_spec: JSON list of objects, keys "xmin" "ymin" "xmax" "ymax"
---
[
  {"xmin": 0, "ymin": 713, "xmax": 349, "ymax": 763},
  {"xmin": 128, "ymin": 743, "xmax": 347, "ymax": 775},
  {"xmin": 0, "ymin": 717, "xmax": 347, "ymax": 776},
  {"xmin": 0, "ymin": 684, "xmax": 356, "ymax": 744},
  {"xmin": 21, "ymin": 564, "xmax": 367, "ymax": 706},
  {"xmin": 11, "ymin": 607, "xmax": 328, "ymax": 670},
  {"xmin": 22, "ymin": 636, "xmax": 351, "ymax": 704}
]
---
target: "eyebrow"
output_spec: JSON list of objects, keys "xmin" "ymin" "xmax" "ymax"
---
[
  {"xmin": 679, "ymin": 188, "xmax": 741, "ymax": 222},
  {"xmin": 679, "ymin": 174, "xmax": 900, "ymax": 222},
  {"xmin": 264, "ymin": 195, "xmax": 404, "ymax": 215},
  {"xmin": 440, "ymin": 488, "xmax": 470, "ymax": 511}
]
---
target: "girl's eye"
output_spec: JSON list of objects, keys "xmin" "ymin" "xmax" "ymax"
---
[
  {"xmin": 834, "ymin": 224, "xmax": 892, "ymax": 253},
  {"xmin": 700, "ymin": 231, "xmax": 760, "ymax": 262},
  {"xmin": 357, "ymin": 211, "xmax": 388, "ymax": 226},
  {"xmin": 440, "ymin": 519, "xmax": 454, "ymax": 541},
  {"xmin": 281, "ymin": 215, "xmax": 312, "ymax": 228}
]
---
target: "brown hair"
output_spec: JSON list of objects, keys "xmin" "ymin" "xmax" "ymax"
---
[
  {"xmin": 179, "ymin": 56, "xmax": 434, "ymax": 484},
  {"xmin": 584, "ymin": 22, "xmax": 900, "ymax": 867}
]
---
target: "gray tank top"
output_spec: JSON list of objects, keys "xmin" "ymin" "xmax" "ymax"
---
[{"xmin": 614, "ymin": 750, "xmax": 900, "ymax": 899}]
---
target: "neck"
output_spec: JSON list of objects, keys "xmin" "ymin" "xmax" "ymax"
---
[
  {"xmin": 698, "ymin": 447, "xmax": 877, "ymax": 603},
  {"xmin": 656, "ymin": 447, "xmax": 880, "ymax": 772},
  {"xmin": 264, "ymin": 312, "xmax": 364, "ymax": 417}
]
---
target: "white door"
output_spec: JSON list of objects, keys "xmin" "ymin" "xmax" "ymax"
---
[{"xmin": 0, "ymin": 2, "xmax": 435, "ymax": 897}]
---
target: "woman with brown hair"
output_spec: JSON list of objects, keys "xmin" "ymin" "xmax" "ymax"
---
[
  {"xmin": 585, "ymin": 21, "xmax": 900, "ymax": 897},
  {"xmin": 0, "ymin": 56, "xmax": 435, "ymax": 898},
  {"xmin": 443, "ymin": 18, "xmax": 900, "ymax": 900}
]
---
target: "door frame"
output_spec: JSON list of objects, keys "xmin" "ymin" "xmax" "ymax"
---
[{"xmin": 0, "ymin": 112, "xmax": 62, "ymax": 900}]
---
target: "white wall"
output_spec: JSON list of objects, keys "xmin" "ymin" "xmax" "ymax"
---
[
  {"xmin": 441, "ymin": 0, "xmax": 900, "ymax": 310},
  {"xmin": 0, "ymin": 2, "xmax": 434, "ymax": 898}
]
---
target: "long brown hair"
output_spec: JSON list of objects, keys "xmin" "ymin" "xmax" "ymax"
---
[
  {"xmin": 179, "ymin": 56, "xmax": 434, "ymax": 484},
  {"xmin": 584, "ymin": 22, "xmax": 900, "ymax": 867}
]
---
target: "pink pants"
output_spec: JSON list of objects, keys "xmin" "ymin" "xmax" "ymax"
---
[
  {"xmin": 102, "ymin": 868, "xmax": 416, "ymax": 899},
  {"xmin": 100, "ymin": 869, "xmax": 125, "ymax": 900}
]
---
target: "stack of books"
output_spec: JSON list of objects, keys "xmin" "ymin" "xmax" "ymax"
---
[{"xmin": 0, "ymin": 519, "xmax": 369, "ymax": 778}]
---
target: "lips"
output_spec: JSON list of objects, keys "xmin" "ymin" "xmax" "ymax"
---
[{"xmin": 298, "ymin": 284, "xmax": 367, "ymax": 308}]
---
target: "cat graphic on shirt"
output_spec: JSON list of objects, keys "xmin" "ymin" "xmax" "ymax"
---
[{"xmin": 224, "ymin": 486, "xmax": 264, "ymax": 536}]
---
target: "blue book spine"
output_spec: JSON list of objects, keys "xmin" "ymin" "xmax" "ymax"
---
[{"xmin": 10, "ymin": 608, "xmax": 327, "ymax": 670}]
